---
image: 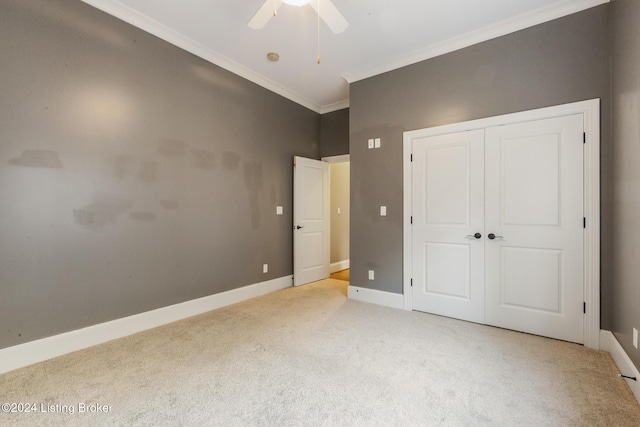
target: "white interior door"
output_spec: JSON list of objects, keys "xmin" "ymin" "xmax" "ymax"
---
[
  {"xmin": 412, "ymin": 130, "xmax": 485, "ymax": 323},
  {"xmin": 484, "ymin": 114, "xmax": 584, "ymax": 343},
  {"xmin": 293, "ymin": 156, "xmax": 330, "ymax": 286}
]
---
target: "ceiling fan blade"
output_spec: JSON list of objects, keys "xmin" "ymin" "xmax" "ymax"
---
[
  {"xmin": 310, "ymin": 0, "xmax": 348, "ymax": 34},
  {"xmin": 248, "ymin": 0, "xmax": 282, "ymax": 29}
]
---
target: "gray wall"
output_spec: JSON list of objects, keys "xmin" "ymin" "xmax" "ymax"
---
[
  {"xmin": 330, "ymin": 162, "xmax": 350, "ymax": 265},
  {"xmin": 320, "ymin": 108, "xmax": 350, "ymax": 157},
  {"xmin": 0, "ymin": 0, "xmax": 319, "ymax": 349},
  {"xmin": 349, "ymin": 3, "xmax": 612, "ymax": 332},
  {"xmin": 611, "ymin": 0, "xmax": 640, "ymax": 368}
]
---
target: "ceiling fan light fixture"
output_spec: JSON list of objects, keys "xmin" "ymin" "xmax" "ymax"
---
[
  {"xmin": 249, "ymin": 0, "xmax": 349, "ymax": 34},
  {"xmin": 282, "ymin": 0, "xmax": 312, "ymax": 6}
]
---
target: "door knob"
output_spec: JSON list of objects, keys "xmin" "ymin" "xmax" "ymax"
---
[
  {"xmin": 487, "ymin": 233, "xmax": 503, "ymax": 240},
  {"xmin": 466, "ymin": 232, "xmax": 482, "ymax": 239}
]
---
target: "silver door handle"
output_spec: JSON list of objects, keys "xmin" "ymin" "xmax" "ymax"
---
[
  {"xmin": 487, "ymin": 233, "xmax": 503, "ymax": 240},
  {"xmin": 466, "ymin": 233, "xmax": 482, "ymax": 239}
]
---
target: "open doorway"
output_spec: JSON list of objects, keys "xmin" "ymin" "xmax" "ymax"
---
[{"xmin": 323, "ymin": 155, "xmax": 350, "ymax": 283}]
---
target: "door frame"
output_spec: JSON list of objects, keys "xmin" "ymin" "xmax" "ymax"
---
[
  {"xmin": 402, "ymin": 99, "xmax": 600, "ymax": 349},
  {"xmin": 321, "ymin": 155, "xmax": 351, "ymax": 273}
]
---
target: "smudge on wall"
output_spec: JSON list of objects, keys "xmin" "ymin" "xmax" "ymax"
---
[
  {"xmin": 222, "ymin": 152, "xmax": 240, "ymax": 171},
  {"xmin": 244, "ymin": 160, "xmax": 263, "ymax": 229},
  {"xmin": 112, "ymin": 154, "xmax": 135, "ymax": 180},
  {"xmin": 129, "ymin": 211, "xmax": 156, "ymax": 221},
  {"xmin": 8, "ymin": 150, "xmax": 64, "ymax": 169},
  {"xmin": 159, "ymin": 200, "xmax": 179, "ymax": 210},
  {"xmin": 73, "ymin": 194, "xmax": 133, "ymax": 228},
  {"xmin": 137, "ymin": 160, "xmax": 158, "ymax": 182},
  {"xmin": 157, "ymin": 138, "xmax": 188, "ymax": 157},
  {"xmin": 191, "ymin": 149, "xmax": 216, "ymax": 170}
]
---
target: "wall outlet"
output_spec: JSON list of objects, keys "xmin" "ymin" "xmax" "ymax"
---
[
  {"xmin": 276, "ymin": 206, "xmax": 283, "ymax": 215},
  {"xmin": 634, "ymin": 328, "xmax": 638, "ymax": 349},
  {"xmin": 368, "ymin": 270, "xmax": 374, "ymax": 280},
  {"xmin": 368, "ymin": 139, "xmax": 374, "ymax": 149},
  {"xmin": 263, "ymin": 264, "xmax": 268, "ymax": 274}
]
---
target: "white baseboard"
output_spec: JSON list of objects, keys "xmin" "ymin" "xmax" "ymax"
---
[
  {"xmin": 347, "ymin": 285, "xmax": 404, "ymax": 310},
  {"xmin": 330, "ymin": 260, "xmax": 350, "ymax": 274},
  {"xmin": 0, "ymin": 275, "xmax": 293, "ymax": 375},
  {"xmin": 600, "ymin": 330, "xmax": 640, "ymax": 403}
]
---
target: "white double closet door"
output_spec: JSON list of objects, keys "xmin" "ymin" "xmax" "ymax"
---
[{"xmin": 411, "ymin": 114, "xmax": 584, "ymax": 344}]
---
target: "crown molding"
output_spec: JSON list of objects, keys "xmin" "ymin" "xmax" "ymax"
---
[
  {"xmin": 80, "ymin": 0, "xmax": 324, "ymax": 113},
  {"xmin": 343, "ymin": 0, "xmax": 610, "ymax": 83},
  {"xmin": 320, "ymin": 99, "xmax": 349, "ymax": 114},
  {"xmin": 80, "ymin": 0, "xmax": 607, "ymax": 112}
]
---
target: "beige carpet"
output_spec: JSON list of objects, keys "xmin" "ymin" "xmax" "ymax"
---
[{"xmin": 1, "ymin": 279, "xmax": 639, "ymax": 426}]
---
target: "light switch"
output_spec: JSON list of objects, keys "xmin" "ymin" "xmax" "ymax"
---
[
  {"xmin": 374, "ymin": 138, "xmax": 381, "ymax": 148},
  {"xmin": 276, "ymin": 206, "xmax": 283, "ymax": 215},
  {"xmin": 337, "ymin": 207, "xmax": 341, "ymax": 215},
  {"xmin": 380, "ymin": 206, "xmax": 387, "ymax": 216},
  {"xmin": 263, "ymin": 264, "xmax": 268, "ymax": 273},
  {"xmin": 368, "ymin": 270, "xmax": 375, "ymax": 280},
  {"xmin": 368, "ymin": 139, "xmax": 374, "ymax": 149}
]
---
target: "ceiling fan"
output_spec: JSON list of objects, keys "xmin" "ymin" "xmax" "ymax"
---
[{"xmin": 249, "ymin": 0, "xmax": 349, "ymax": 34}]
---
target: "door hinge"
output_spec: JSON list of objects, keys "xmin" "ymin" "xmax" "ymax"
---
[
  {"xmin": 583, "ymin": 133, "xmax": 586, "ymax": 144},
  {"xmin": 410, "ymin": 278, "xmax": 413, "ymax": 287},
  {"xmin": 410, "ymin": 154, "xmax": 413, "ymax": 162},
  {"xmin": 583, "ymin": 217, "xmax": 586, "ymax": 229},
  {"xmin": 583, "ymin": 302, "xmax": 586, "ymax": 314},
  {"xmin": 411, "ymin": 216, "xmax": 413, "ymax": 224}
]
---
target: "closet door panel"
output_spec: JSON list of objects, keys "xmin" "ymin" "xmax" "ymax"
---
[
  {"xmin": 484, "ymin": 114, "xmax": 584, "ymax": 344},
  {"xmin": 412, "ymin": 130, "xmax": 485, "ymax": 323}
]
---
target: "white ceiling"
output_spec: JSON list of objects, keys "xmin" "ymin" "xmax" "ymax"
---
[{"xmin": 81, "ymin": 0, "xmax": 608, "ymax": 113}]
